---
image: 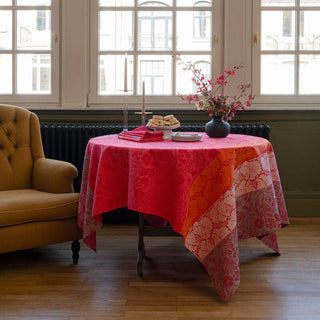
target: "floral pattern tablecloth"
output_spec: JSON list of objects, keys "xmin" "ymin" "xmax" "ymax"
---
[{"xmin": 78, "ymin": 133, "xmax": 289, "ymax": 300}]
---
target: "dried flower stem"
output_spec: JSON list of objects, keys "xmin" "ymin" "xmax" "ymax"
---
[{"xmin": 176, "ymin": 55, "xmax": 254, "ymax": 121}]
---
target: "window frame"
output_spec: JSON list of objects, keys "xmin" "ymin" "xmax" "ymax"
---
[
  {"xmin": 252, "ymin": 0, "xmax": 320, "ymax": 108},
  {"xmin": 0, "ymin": 0, "xmax": 59, "ymax": 105},
  {"xmin": 88, "ymin": 0, "xmax": 223, "ymax": 109}
]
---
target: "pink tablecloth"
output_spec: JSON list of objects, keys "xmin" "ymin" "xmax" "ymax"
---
[{"xmin": 78, "ymin": 133, "xmax": 289, "ymax": 300}]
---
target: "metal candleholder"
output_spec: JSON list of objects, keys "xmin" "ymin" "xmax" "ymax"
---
[
  {"xmin": 135, "ymin": 111, "xmax": 152, "ymax": 126},
  {"xmin": 122, "ymin": 92, "xmax": 128, "ymax": 132}
]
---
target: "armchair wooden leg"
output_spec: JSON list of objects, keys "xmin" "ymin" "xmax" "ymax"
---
[{"xmin": 72, "ymin": 240, "xmax": 80, "ymax": 263}]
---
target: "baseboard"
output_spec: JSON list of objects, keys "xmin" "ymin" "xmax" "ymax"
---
[{"xmin": 285, "ymin": 197, "xmax": 320, "ymax": 217}]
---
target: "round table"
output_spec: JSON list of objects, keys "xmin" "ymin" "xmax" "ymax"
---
[{"xmin": 78, "ymin": 133, "xmax": 289, "ymax": 301}]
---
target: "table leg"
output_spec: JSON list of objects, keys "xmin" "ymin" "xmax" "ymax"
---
[{"xmin": 137, "ymin": 212, "xmax": 145, "ymax": 277}]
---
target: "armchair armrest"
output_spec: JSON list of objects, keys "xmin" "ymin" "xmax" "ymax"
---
[{"xmin": 33, "ymin": 158, "xmax": 78, "ymax": 193}]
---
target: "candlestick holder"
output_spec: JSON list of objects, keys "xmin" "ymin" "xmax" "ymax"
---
[
  {"xmin": 120, "ymin": 88, "xmax": 132, "ymax": 132},
  {"xmin": 122, "ymin": 92, "xmax": 129, "ymax": 132},
  {"xmin": 135, "ymin": 111, "xmax": 152, "ymax": 126}
]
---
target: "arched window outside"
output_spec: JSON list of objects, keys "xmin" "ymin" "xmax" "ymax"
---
[
  {"xmin": 138, "ymin": 2, "xmax": 172, "ymax": 50},
  {"xmin": 193, "ymin": 1, "xmax": 210, "ymax": 39},
  {"xmin": 192, "ymin": 61, "xmax": 210, "ymax": 92}
]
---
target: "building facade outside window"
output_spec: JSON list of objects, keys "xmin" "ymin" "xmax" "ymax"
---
[{"xmin": 193, "ymin": 1, "xmax": 211, "ymax": 39}]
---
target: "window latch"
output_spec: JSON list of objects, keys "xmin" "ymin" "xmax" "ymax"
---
[
  {"xmin": 254, "ymin": 33, "xmax": 259, "ymax": 44},
  {"xmin": 53, "ymin": 33, "xmax": 58, "ymax": 44}
]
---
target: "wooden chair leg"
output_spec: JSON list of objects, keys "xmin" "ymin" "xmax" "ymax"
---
[
  {"xmin": 137, "ymin": 212, "xmax": 145, "ymax": 277},
  {"xmin": 72, "ymin": 240, "xmax": 80, "ymax": 263}
]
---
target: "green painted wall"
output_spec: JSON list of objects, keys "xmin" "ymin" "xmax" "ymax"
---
[
  {"xmin": 34, "ymin": 109, "xmax": 320, "ymax": 217},
  {"xmin": 235, "ymin": 111, "xmax": 320, "ymax": 218}
]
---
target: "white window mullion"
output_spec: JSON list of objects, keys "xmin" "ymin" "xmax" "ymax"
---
[
  {"xmin": 88, "ymin": 0, "xmax": 99, "ymax": 105},
  {"xmin": 172, "ymin": 0, "xmax": 176, "ymax": 96},
  {"xmin": 252, "ymin": 0, "xmax": 261, "ymax": 101},
  {"xmin": 12, "ymin": 4, "xmax": 16, "ymax": 95},
  {"xmin": 295, "ymin": 0, "xmax": 300, "ymax": 95},
  {"xmin": 133, "ymin": 2, "xmax": 138, "ymax": 95},
  {"xmin": 51, "ymin": 0, "xmax": 59, "ymax": 102},
  {"xmin": 213, "ymin": 0, "xmax": 224, "ymax": 78}
]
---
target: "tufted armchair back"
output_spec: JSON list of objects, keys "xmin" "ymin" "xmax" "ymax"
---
[{"xmin": 0, "ymin": 104, "xmax": 44, "ymax": 191}]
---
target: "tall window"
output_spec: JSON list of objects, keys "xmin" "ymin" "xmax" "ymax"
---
[
  {"xmin": 254, "ymin": 0, "xmax": 320, "ymax": 100},
  {"xmin": 91, "ymin": 0, "xmax": 214, "ymax": 106},
  {"xmin": 0, "ymin": 0, "xmax": 58, "ymax": 103}
]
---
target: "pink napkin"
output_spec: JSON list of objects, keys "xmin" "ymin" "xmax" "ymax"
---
[{"xmin": 118, "ymin": 126, "xmax": 163, "ymax": 142}]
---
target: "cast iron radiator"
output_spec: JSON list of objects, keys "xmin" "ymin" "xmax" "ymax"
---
[{"xmin": 40, "ymin": 124, "xmax": 270, "ymax": 193}]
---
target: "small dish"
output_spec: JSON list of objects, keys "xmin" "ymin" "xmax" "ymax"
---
[
  {"xmin": 148, "ymin": 125, "xmax": 180, "ymax": 131},
  {"xmin": 148, "ymin": 125, "xmax": 180, "ymax": 139},
  {"xmin": 171, "ymin": 133, "xmax": 202, "ymax": 142}
]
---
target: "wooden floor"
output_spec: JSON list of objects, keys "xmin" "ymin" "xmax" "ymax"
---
[{"xmin": 0, "ymin": 217, "xmax": 319, "ymax": 320}]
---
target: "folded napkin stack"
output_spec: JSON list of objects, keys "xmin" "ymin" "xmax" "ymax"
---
[{"xmin": 118, "ymin": 126, "xmax": 163, "ymax": 142}]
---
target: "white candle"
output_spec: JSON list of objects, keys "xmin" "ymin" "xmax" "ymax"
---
[
  {"xmin": 142, "ymin": 81, "xmax": 145, "ymax": 114},
  {"xmin": 124, "ymin": 54, "xmax": 128, "ymax": 92}
]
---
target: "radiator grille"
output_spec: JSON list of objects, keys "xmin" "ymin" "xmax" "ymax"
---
[{"xmin": 40, "ymin": 124, "xmax": 270, "ymax": 192}]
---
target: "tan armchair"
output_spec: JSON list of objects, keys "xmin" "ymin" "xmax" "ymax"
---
[{"xmin": 0, "ymin": 104, "xmax": 82, "ymax": 262}]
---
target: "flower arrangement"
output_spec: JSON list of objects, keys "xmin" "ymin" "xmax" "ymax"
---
[{"xmin": 176, "ymin": 56, "xmax": 254, "ymax": 121}]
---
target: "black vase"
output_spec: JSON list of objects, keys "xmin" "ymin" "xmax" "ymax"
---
[{"xmin": 205, "ymin": 116, "xmax": 231, "ymax": 138}]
